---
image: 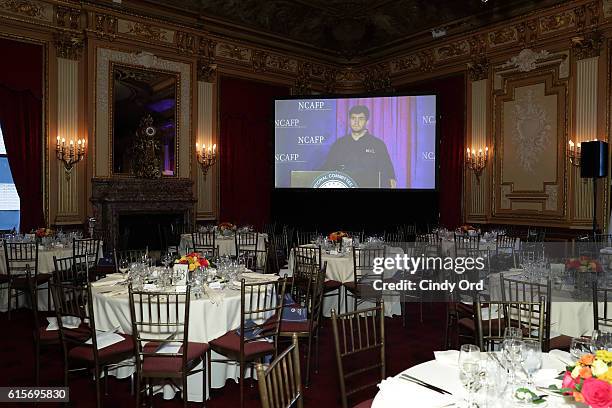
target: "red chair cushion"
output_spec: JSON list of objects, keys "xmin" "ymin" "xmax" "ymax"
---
[
  {"xmin": 279, "ymin": 320, "xmax": 311, "ymax": 333},
  {"xmin": 549, "ymin": 335, "xmax": 572, "ymax": 351},
  {"xmin": 353, "ymin": 398, "xmax": 374, "ymax": 408},
  {"xmin": 210, "ymin": 331, "xmax": 275, "ymax": 359},
  {"xmin": 142, "ymin": 342, "xmax": 208, "ymax": 374},
  {"xmin": 38, "ymin": 327, "xmax": 60, "ymax": 343},
  {"xmin": 68, "ymin": 333, "xmax": 134, "ymax": 364},
  {"xmin": 324, "ymin": 280, "xmax": 342, "ymax": 291}
]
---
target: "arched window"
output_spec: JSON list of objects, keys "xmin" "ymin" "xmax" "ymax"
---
[{"xmin": 0, "ymin": 126, "xmax": 20, "ymax": 231}]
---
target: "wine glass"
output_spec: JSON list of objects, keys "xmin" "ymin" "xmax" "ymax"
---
[
  {"xmin": 458, "ymin": 344, "xmax": 481, "ymax": 408},
  {"xmin": 502, "ymin": 339, "xmax": 524, "ymax": 385},
  {"xmin": 504, "ymin": 327, "xmax": 523, "ymax": 340},
  {"xmin": 521, "ymin": 339, "xmax": 542, "ymax": 387},
  {"xmin": 593, "ymin": 330, "xmax": 612, "ymax": 351},
  {"xmin": 118, "ymin": 259, "xmax": 129, "ymax": 278}
]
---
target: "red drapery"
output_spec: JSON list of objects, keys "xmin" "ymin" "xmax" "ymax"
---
[
  {"xmin": 0, "ymin": 86, "xmax": 45, "ymax": 232},
  {"xmin": 0, "ymin": 38, "xmax": 44, "ymax": 233},
  {"xmin": 218, "ymin": 77, "xmax": 289, "ymax": 228},
  {"xmin": 399, "ymin": 75, "xmax": 466, "ymax": 229}
]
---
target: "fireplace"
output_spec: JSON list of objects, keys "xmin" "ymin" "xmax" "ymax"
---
[{"xmin": 91, "ymin": 178, "xmax": 195, "ymax": 252}]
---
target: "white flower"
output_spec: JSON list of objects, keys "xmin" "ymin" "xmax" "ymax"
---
[
  {"xmin": 592, "ymin": 360, "xmax": 608, "ymax": 377},
  {"xmin": 571, "ymin": 365, "xmax": 582, "ymax": 379}
]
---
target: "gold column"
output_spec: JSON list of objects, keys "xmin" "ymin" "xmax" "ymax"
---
[
  {"xmin": 55, "ymin": 57, "xmax": 82, "ymax": 224},
  {"xmin": 468, "ymin": 78, "xmax": 488, "ymax": 218},
  {"xmin": 195, "ymin": 81, "xmax": 217, "ymax": 219},
  {"xmin": 573, "ymin": 56, "xmax": 598, "ymax": 221}
]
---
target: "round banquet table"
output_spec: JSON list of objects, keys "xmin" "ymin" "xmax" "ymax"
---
[
  {"xmin": 287, "ymin": 246, "xmax": 404, "ymax": 317},
  {"xmin": 91, "ymin": 273, "xmax": 274, "ymax": 402},
  {"xmin": 179, "ymin": 233, "xmax": 267, "ymax": 257},
  {"xmin": 372, "ymin": 352, "xmax": 584, "ymax": 408},
  {"xmin": 440, "ymin": 238, "xmax": 506, "ymax": 257},
  {"xmin": 0, "ymin": 244, "xmax": 103, "ymax": 312},
  {"xmin": 488, "ymin": 270, "xmax": 610, "ymax": 338}
]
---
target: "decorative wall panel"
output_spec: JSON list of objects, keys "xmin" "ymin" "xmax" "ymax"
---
[{"xmin": 195, "ymin": 81, "xmax": 216, "ymax": 219}]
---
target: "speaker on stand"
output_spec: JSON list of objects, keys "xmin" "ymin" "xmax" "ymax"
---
[{"xmin": 580, "ymin": 140, "xmax": 609, "ymax": 236}]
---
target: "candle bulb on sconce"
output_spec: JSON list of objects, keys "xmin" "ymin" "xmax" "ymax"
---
[
  {"xmin": 465, "ymin": 145, "xmax": 489, "ymax": 183},
  {"xmin": 196, "ymin": 141, "xmax": 217, "ymax": 180},
  {"xmin": 568, "ymin": 139, "xmax": 582, "ymax": 166},
  {"xmin": 55, "ymin": 135, "xmax": 86, "ymax": 176}
]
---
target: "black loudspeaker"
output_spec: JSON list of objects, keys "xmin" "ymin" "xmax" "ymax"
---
[{"xmin": 581, "ymin": 140, "xmax": 608, "ymax": 178}]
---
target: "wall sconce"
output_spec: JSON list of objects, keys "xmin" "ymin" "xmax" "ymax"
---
[
  {"xmin": 466, "ymin": 146, "xmax": 488, "ymax": 183},
  {"xmin": 56, "ymin": 136, "xmax": 86, "ymax": 175},
  {"xmin": 568, "ymin": 140, "xmax": 581, "ymax": 167},
  {"xmin": 195, "ymin": 142, "xmax": 217, "ymax": 179}
]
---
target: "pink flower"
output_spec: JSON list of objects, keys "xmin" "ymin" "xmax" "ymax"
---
[
  {"xmin": 581, "ymin": 378, "xmax": 612, "ymax": 408},
  {"xmin": 562, "ymin": 371, "xmax": 578, "ymax": 393}
]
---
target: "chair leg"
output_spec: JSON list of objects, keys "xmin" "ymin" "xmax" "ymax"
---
[
  {"xmin": 35, "ymin": 339, "xmax": 40, "ymax": 386},
  {"xmin": 336, "ymin": 288, "xmax": 341, "ymax": 314},
  {"xmin": 7, "ymin": 282, "xmax": 12, "ymax": 320},
  {"xmin": 135, "ymin": 374, "xmax": 141, "ymax": 408},
  {"xmin": 207, "ymin": 351, "xmax": 211, "ymax": 400},
  {"xmin": 240, "ymin": 360, "xmax": 246, "ymax": 408},
  {"xmin": 202, "ymin": 357, "xmax": 206, "ymax": 406},
  {"xmin": 104, "ymin": 367, "xmax": 108, "ymax": 395},
  {"xmin": 305, "ymin": 335, "xmax": 312, "ymax": 387},
  {"xmin": 315, "ymin": 329, "xmax": 320, "ymax": 374},
  {"xmin": 95, "ymin": 369, "xmax": 102, "ymax": 408},
  {"xmin": 183, "ymin": 373, "xmax": 188, "ymax": 408}
]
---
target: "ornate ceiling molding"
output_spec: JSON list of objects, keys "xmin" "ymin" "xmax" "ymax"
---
[{"xmin": 292, "ymin": 62, "xmax": 312, "ymax": 96}]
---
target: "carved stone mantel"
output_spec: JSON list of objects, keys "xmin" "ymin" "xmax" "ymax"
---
[{"xmin": 90, "ymin": 178, "xmax": 196, "ymax": 251}]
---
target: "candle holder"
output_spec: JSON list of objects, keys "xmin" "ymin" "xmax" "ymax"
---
[
  {"xmin": 56, "ymin": 136, "xmax": 86, "ymax": 176},
  {"xmin": 465, "ymin": 146, "xmax": 488, "ymax": 183},
  {"xmin": 196, "ymin": 143, "xmax": 217, "ymax": 180},
  {"xmin": 568, "ymin": 140, "xmax": 581, "ymax": 167}
]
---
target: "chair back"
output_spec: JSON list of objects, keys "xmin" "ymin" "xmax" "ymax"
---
[
  {"xmin": 415, "ymin": 233, "xmax": 440, "ymax": 256},
  {"xmin": 235, "ymin": 232, "xmax": 259, "ymax": 256},
  {"xmin": 128, "ymin": 285, "xmax": 191, "ymax": 375},
  {"xmin": 296, "ymin": 231, "xmax": 318, "ymax": 246},
  {"xmin": 593, "ymin": 281, "xmax": 612, "ymax": 331},
  {"xmin": 53, "ymin": 255, "xmax": 76, "ymax": 284},
  {"xmin": 294, "ymin": 245, "xmax": 321, "ymax": 269},
  {"xmin": 496, "ymin": 234, "xmax": 516, "ymax": 255},
  {"xmin": 239, "ymin": 279, "xmax": 287, "ymax": 357},
  {"xmin": 240, "ymin": 246, "xmax": 268, "ymax": 274},
  {"xmin": 454, "ymin": 233, "xmax": 480, "ymax": 256},
  {"xmin": 3, "ymin": 241, "xmax": 38, "ymax": 277},
  {"xmin": 352, "ymin": 246, "xmax": 386, "ymax": 285},
  {"xmin": 331, "ymin": 302, "xmax": 385, "ymax": 408},
  {"xmin": 192, "ymin": 231, "xmax": 216, "ymax": 253},
  {"xmin": 475, "ymin": 298, "xmax": 545, "ymax": 351},
  {"xmin": 500, "ymin": 273, "xmax": 551, "ymax": 350},
  {"xmin": 256, "ymin": 333, "xmax": 303, "ymax": 408},
  {"xmin": 49, "ymin": 281, "xmax": 97, "ymax": 359},
  {"xmin": 72, "ymin": 238, "xmax": 100, "ymax": 279}
]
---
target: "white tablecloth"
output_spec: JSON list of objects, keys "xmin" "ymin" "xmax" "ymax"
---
[
  {"xmin": 288, "ymin": 246, "xmax": 403, "ymax": 317},
  {"xmin": 372, "ymin": 352, "xmax": 583, "ymax": 408},
  {"xmin": 440, "ymin": 239, "xmax": 502, "ymax": 257},
  {"xmin": 488, "ymin": 271, "xmax": 607, "ymax": 337},
  {"xmin": 91, "ymin": 274, "xmax": 274, "ymax": 402},
  {"xmin": 179, "ymin": 233, "xmax": 267, "ymax": 257}
]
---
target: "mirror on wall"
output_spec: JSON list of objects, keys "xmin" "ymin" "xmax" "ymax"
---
[{"xmin": 111, "ymin": 64, "xmax": 178, "ymax": 177}]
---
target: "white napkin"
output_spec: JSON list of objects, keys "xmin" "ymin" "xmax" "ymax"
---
[
  {"xmin": 548, "ymin": 349, "xmax": 573, "ymax": 366},
  {"xmin": 209, "ymin": 281, "xmax": 224, "ymax": 290},
  {"xmin": 242, "ymin": 272, "xmax": 280, "ymax": 282},
  {"xmin": 46, "ymin": 316, "xmax": 81, "ymax": 331},
  {"xmin": 156, "ymin": 343, "xmax": 181, "ymax": 354},
  {"xmin": 91, "ymin": 274, "xmax": 124, "ymax": 287},
  {"xmin": 85, "ymin": 331, "xmax": 124, "ymax": 349},
  {"xmin": 434, "ymin": 350, "xmax": 459, "ymax": 367},
  {"xmin": 377, "ymin": 377, "xmax": 455, "ymax": 407}
]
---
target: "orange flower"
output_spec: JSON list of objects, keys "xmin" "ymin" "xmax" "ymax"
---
[
  {"xmin": 580, "ymin": 366, "xmax": 593, "ymax": 379},
  {"xmin": 580, "ymin": 354, "xmax": 596, "ymax": 366},
  {"xmin": 573, "ymin": 391, "xmax": 585, "ymax": 403}
]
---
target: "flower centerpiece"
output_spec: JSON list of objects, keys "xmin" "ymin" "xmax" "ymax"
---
[
  {"xmin": 218, "ymin": 222, "xmax": 236, "ymax": 231},
  {"xmin": 328, "ymin": 231, "xmax": 348, "ymax": 242},
  {"xmin": 550, "ymin": 350, "xmax": 612, "ymax": 408},
  {"xmin": 565, "ymin": 256, "xmax": 603, "ymax": 273},
  {"xmin": 175, "ymin": 252, "xmax": 210, "ymax": 271},
  {"xmin": 460, "ymin": 224, "xmax": 479, "ymax": 234},
  {"xmin": 35, "ymin": 228, "xmax": 54, "ymax": 238}
]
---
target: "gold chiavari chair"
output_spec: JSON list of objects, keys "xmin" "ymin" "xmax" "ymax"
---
[
  {"xmin": 208, "ymin": 278, "xmax": 287, "ymax": 408},
  {"xmin": 294, "ymin": 244, "xmax": 342, "ymax": 313},
  {"xmin": 296, "ymin": 231, "xmax": 318, "ymax": 246},
  {"xmin": 129, "ymin": 284, "xmax": 208, "ymax": 408},
  {"xmin": 191, "ymin": 230, "xmax": 216, "ymax": 255},
  {"xmin": 235, "ymin": 231, "xmax": 259, "ymax": 257},
  {"xmin": 345, "ymin": 246, "xmax": 386, "ymax": 313},
  {"xmin": 53, "ymin": 255, "xmax": 77, "ymax": 285},
  {"xmin": 331, "ymin": 301, "xmax": 385, "ymax": 408},
  {"xmin": 256, "ymin": 333, "xmax": 303, "ymax": 408},
  {"xmin": 3, "ymin": 241, "xmax": 47, "ymax": 318},
  {"xmin": 593, "ymin": 281, "xmax": 612, "ymax": 331},
  {"xmin": 73, "ymin": 238, "xmax": 101, "ymax": 283},
  {"xmin": 113, "ymin": 248, "xmax": 148, "ymax": 273},
  {"xmin": 475, "ymin": 298, "xmax": 545, "ymax": 352}
]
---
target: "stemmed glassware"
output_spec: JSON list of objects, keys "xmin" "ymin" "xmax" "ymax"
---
[
  {"xmin": 520, "ymin": 340, "xmax": 542, "ymax": 387},
  {"xmin": 592, "ymin": 330, "xmax": 612, "ymax": 351},
  {"xmin": 118, "ymin": 259, "xmax": 129, "ymax": 278},
  {"xmin": 570, "ymin": 337, "xmax": 594, "ymax": 359},
  {"xmin": 458, "ymin": 344, "xmax": 481, "ymax": 408}
]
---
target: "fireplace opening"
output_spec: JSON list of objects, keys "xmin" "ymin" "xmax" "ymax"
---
[{"xmin": 118, "ymin": 212, "xmax": 183, "ymax": 251}]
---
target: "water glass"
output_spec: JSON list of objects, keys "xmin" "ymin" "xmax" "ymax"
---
[
  {"xmin": 504, "ymin": 327, "xmax": 523, "ymax": 340},
  {"xmin": 502, "ymin": 339, "xmax": 524, "ymax": 384},
  {"xmin": 521, "ymin": 339, "xmax": 542, "ymax": 387},
  {"xmin": 570, "ymin": 337, "xmax": 594, "ymax": 360},
  {"xmin": 118, "ymin": 259, "xmax": 129, "ymax": 277},
  {"xmin": 592, "ymin": 330, "xmax": 612, "ymax": 351},
  {"xmin": 459, "ymin": 344, "xmax": 481, "ymax": 407}
]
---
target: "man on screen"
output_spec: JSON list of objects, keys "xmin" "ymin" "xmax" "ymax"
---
[{"xmin": 322, "ymin": 105, "xmax": 396, "ymax": 188}]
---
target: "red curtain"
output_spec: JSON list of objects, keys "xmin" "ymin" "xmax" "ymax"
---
[
  {"xmin": 0, "ymin": 86, "xmax": 45, "ymax": 232},
  {"xmin": 399, "ymin": 75, "xmax": 466, "ymax": 229},
  {"xmin": 0, "ymin": 38, "xmax": 45, "ymax": 233},
  {"xmin": 219, "ymin": 77, "xmax": 289, "ymax": 228}
]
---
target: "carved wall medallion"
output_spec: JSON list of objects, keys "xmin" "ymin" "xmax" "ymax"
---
[
  {"xmin": 95, "ymin": 13, "xmax": 117, "ymax": 40},
  {"xmin": 467, "ymin": 56, "xmax": 489, "ymax": 81},
  {"xmin": 55, "ymin": 5, "xmax": 80, "ymax": 29},
  {"xmin": 502, "ymin": 49, "xmax": 550, "ymax": 72},
  {"xmin": 2, "ymin": 0, "xmax": 42, "ymax": 18},
  {"xmin": 571, "ymin": 31, "xmax": 603, "ymax": 60},
  {"xmin": 55, "ymin": 32, "xmax": 84, "ymax": 60},
  {"xmin": 176, "ymin": 31, "xmax": 195, "ymax": 54}
]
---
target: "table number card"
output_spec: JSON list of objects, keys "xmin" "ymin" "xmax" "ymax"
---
[{"xmin": 173, "ymin": 263, "xmax": 188, "ymax": 285}]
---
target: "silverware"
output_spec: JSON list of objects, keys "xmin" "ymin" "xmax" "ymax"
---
[
  {"xmin": 488, "ymin": 352, "xmax": 507, "ymax": 371},
  {"xmin": 398, "ymin": 374, "xmax": 452, "ymax": 395}
]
